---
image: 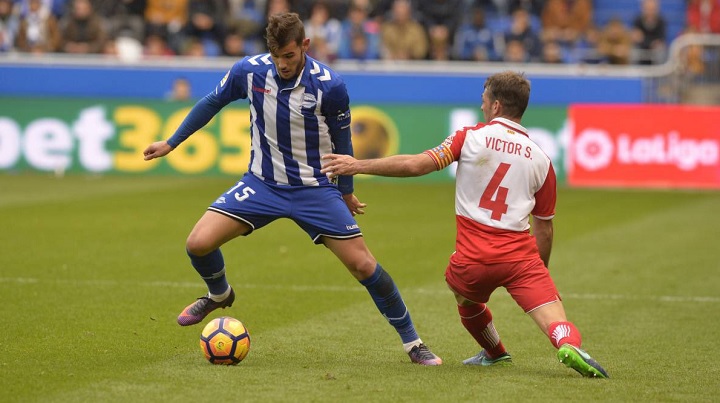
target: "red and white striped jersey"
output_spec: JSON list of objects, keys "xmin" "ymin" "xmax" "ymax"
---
[{"xmin": 424, "ymin": 117, "xmax": 557, "ymax": 264}]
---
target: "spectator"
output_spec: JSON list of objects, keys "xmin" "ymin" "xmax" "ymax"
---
[
  {"xmin": 15, "ymin": 0, "xmax": 61, "ymax": 53},
  {"xmin": 295, "ymin": 0, "xmax": 348, "ymax": 20},
  {"xmin": 503, "ymin": 38, "xmax": 528, "ymax": 62},
  {"xmin": 144, "ymin": 0, "xmax": 188, "ymax": 53},
  {"xmin": 167, "ymin": 76, "xmax": 192, "ymax": 101},
  {"xmin": 143, "ymin": 32, "xmax": 174, "ymax": 56},
  {"xmin": 183, "ymin": 0, "xmax": 226, "ymax": 57},
  {"xmin": 59, "ymin": 0, "xmax": 107, "ymax": 54},
  {"xmin": 417, "ymin": 0, "xmax": 464, "ymax": 60},
  {"xmin": 380, "ymin": 0, "xmax": 428, "ymax": 60},
  {"xmin": 304, "ymin": 1, "xmax": 342, "ymax": 62},
  {"xmin": 347, "ymin": 28, "xmax": 375, "ymax": 60},
  {"xmin": 541, "ymin": 39, "xmax": 564, "ymax": 63},
  {"xmin": 502, "ymin": 8, "xmax": 541, "ymax": 62},
  {"xmin": 596, "ymin": 17, "xmax": 633, "ymax": 65},
  {"xmin": 337, "ymin": 0, "xmax": 381, "ymax": 60},
  {"xmin": 15, "ymin": 0, "xmax": 66, "ymax": 18},
  {"xmin": 367, "ymin": 0, "xmax": 394, "ymax": 22},
  {"xmin": 224, "ymin": 0, "xmax": 264, "ymax": 49},
  {"xmin": 259, "ymin": 0, "xmax": 291, "ymax": 51},
  {"xmin": 0, "ymin": 0, "xmax": 18, "ymax": 52},
  {"xmin": 540, "ymin": 0, "xmax": 592, "ymax": 45},
  {"xmin": 180, "ymin": 35, "xmax": 205, "ymax": 57},
  {"xmin": 507, "ymin": 0, "xmax": 543, "ymax": 16},
  {"xmin": 469, "ymin": 0, "xmax": 500, "ymax": 17},
  {"xmin": 222, "ymin": 26, "xmax": 256, "ymax": 57},
  {"xmin": 452, "ymin": 5, "xmax": 498, "ymax": 61},
  {"xmin": 632, "ymin": 0, "xmax": 667, "ymax": 65},
  {"xmin": 90, "ymin": 0, "xmax": 146, "ymax": 43},
  {"xmin": 686, "ymin": 0, "xmax": 720, "ymax": 34},
  {"xmin": 264, "ymin": 0, "xmax": 290, "ymax": 18}
]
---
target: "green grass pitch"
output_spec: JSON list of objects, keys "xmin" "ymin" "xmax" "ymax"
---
[{"xmin": 1, "ymin": 173, "xmax": 718, "ymax": 402}]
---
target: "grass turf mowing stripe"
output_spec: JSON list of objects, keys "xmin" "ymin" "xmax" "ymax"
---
[{"xmin": 1, "ymin": 276, "xmax": 718, "ymax": 303}]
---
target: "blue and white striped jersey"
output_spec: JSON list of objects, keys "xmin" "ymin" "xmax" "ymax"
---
[
  {"xmin": 218, "ymin": 53, "xmax": 352, "ymax": 190},
  {"xmin": 168, "ymin": 53, "xmax": 354, "ymax": 194}
]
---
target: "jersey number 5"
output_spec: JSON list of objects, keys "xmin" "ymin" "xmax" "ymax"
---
[
  {"xmin": 226, "ymin": 181, "xmax": 256, "ymax": 202},
  {"xmin": 479, "ymin": 163, "xmax": 510, "ymax": 220}
]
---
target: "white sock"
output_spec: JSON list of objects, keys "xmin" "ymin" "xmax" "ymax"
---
[
  {"xmin": 403, "ymin": 338, "xmax": 423, "ymax": 353},
  {"xmin": 209, "ymin": 286, "xmax": 231, "ymax": 302}
]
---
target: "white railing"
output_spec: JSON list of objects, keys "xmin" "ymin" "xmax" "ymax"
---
[{"xmin": 1, "ymin": 33, "xmax": 719, "ymax": 104}]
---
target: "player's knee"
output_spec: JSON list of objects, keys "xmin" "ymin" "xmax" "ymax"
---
[
  {"xmin": 185, "ymin": 233, "xmax": 214, "ymax": 256},
  {"xmin": 348, "ymin": 256, "xmax": 378, "ymax": 280}
]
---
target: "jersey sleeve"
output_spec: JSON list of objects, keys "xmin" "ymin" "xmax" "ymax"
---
[
  {"xmin": 423, "ymin": 127, "xmax": 468, "ymax": 170},
  {"xmin": 531, "ymin": 163, "xmax": 557, "ymax": 219},
  {"xmin": 214, "ymin": 59, "xmax": 248, "ymax": 103},
  {"xmin": 166, "ymin": 60, "xmax": 249, "ymax": 148},
  {"xmin": 321, "ymin": 79, "xmax": 351, "ymax": 135},
  {"xmin": 322, "ymin": 78, "xmax": 354, "ymax": 194}
]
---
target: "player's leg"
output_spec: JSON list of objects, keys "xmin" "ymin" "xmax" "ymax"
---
[
  {"xmin": 323, "ymin": 236, "xmax": 441, "ymax": 365},
  {"xmin": 450, "ymin": 290, "xmax": 511, "ymax": 365},
  {"xmin": 445, "ymin": 261, "xmax": 511, "ymax": 365},
  {"xmin": 178, "ymin": 174, "xmax": 281, "ymax": 326},
  {"xmin": 291, "ymin": 185, "xmax": 440, "ymax": 364},
  {"xmin": 527, "ymin": 301, "xmax": 608, "ymax": 378},
  {"xmin": 186, "ymin": 210, "xmax": 251, "ymax": 293},
  {"xmin": 177, "ymin": 211, "xmax": 252, "ymax": 326},
  {"xmin": 512, "ymin": 259, "xmax": 609, "ymax": 378}
]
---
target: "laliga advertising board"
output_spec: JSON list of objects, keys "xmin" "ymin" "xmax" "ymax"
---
[{"xmin": 568, "ymin": 104, "xmax": 720, "ymax": 189}]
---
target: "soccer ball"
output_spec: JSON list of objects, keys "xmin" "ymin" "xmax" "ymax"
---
[{"xmin": 199, "ymin": 316, "xmax": 251, "ymax": 365}]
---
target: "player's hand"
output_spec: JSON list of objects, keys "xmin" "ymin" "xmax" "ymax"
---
[
  {"xmin": 342, "ymin": 193, "xmax": 366, "ymax": 216},
  {"xmin": 143, "ymin": 141, "xmax": 174, "ymax": 160},
  {"xmin": 321, "ymin": 154, "xmax": 359, "ymax": 179}
]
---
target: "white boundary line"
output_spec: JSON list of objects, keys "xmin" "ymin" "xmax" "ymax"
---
[{"xmin": 1, "ymin": 277, "xmax": 717, "ymax": 303}]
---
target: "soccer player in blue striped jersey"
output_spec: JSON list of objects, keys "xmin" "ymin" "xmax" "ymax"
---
[{"xmin": 143, "ymin": 12, "xmax": 441, "ymax": 365}]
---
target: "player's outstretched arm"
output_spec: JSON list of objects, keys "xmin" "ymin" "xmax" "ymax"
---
[
  {"xmin": 321, "ymin": 153, "xmax": 436, "ymax": 178},
  {"xmin": 143, "ymin": 141, "xmax": 174, "ymax": 160}
]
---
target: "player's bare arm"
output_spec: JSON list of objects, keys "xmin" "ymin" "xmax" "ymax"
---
[
  {"xmin": 143, "ymin": 141, "xmax": 175, "ymax": 160},
  {"xmin": 532, "ymin": 217, "xmax": 554, "ymax": 268},
  {"xmin": 321, "ymin": 153, "xmax": 437, "ymax": 178}
]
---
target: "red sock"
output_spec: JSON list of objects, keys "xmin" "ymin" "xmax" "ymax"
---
[
  {"xmin": 547, "ymin": 321, "xmax": 582, "ymax": 349},
  {"xmin": 458, "ymin": 303, "xmax": 506, "ymax": 358}
]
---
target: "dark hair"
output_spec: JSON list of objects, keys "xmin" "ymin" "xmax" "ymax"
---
[
  {"xmin": 266, "ymin": 12, "xmax": 305, "ymax": 53},
  {"xmin": 484, "ymin": 71, "xmax": 530, "ymax": 118}
]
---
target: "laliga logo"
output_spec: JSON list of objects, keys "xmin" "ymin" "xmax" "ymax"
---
[
  {"xmin": 574, "ymin": 128, "xmax": 720, "ymax": 171},
  {"xmin": 573, "ymin": 129, "xmax": 614, "ymax": 171}
]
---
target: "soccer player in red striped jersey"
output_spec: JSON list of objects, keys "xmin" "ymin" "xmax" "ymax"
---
[{"xmin": 322, "ymin": 71, "xmax": 608, "ymax": 378}]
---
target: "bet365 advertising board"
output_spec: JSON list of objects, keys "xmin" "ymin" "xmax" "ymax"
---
[
  {"xmin": 0, "ymin": 98, "xmax": 569, "ymax": 182},
  {"xmin": 3, "ymin": 98, "xmax": 718, "ymax": 188}
]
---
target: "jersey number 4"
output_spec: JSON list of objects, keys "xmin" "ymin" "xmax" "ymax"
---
[{"xmin": 479, "ymin": 163, "xmax": 510, "ymax": 221}]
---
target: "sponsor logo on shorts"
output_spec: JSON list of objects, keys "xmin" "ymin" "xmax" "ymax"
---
[
  {"xmin": 345, "ymin": 224, "xmax": 359, "ymax": 230},
  {"xmin": 215, "ymin": 196, "xmax": 226, "ymax": 204}
]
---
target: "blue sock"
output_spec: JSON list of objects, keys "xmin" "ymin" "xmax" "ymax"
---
[
  {"xmin": 360, "ymin": 264, "xmax": 419, "ymax": 344},
  {"xmin": 187, "ymin": 249, "xmax": 229, "ymax": 295}
]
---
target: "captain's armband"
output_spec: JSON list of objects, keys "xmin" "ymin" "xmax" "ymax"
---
[{"xmin": 423, "ymin": 144, "xmax": 455, "ymax": 170}]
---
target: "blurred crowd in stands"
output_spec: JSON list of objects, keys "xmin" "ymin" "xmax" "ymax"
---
[{"xmin": 0, "ymin": 0, "xmax": 718, "ymax": 66}]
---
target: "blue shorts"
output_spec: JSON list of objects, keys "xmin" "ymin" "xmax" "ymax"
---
[{"xmin": 208, "ymin": 172, "xmax": 362, "ymax": 244}]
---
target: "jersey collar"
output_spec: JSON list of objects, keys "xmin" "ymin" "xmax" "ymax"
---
[
  {"xmin": 298, "ymin": 54, "xmax": 317, "ymax": 88},
  {"xmin": 274, "ymin": 54, "xmax": 316, "ymax": 92},
  {"xmin": 490, "ymin": 117, "xmax": 529, "ymax": 137}
]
